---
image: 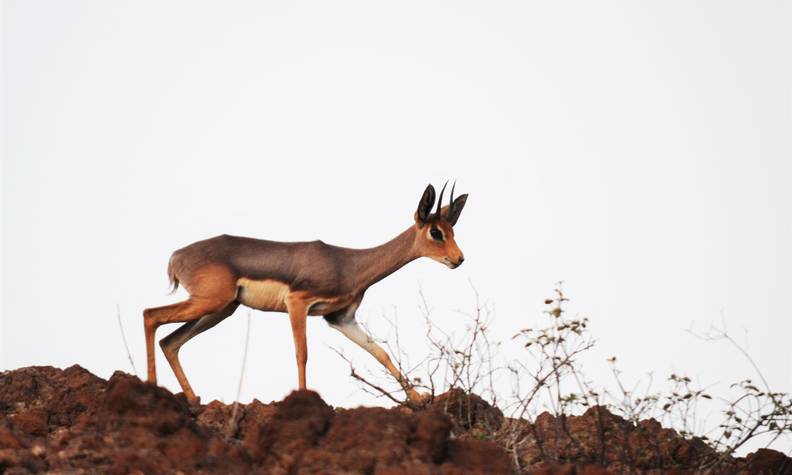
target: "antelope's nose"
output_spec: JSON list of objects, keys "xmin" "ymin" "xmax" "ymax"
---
[{"xmin": 456, "ymin": 256, "xmax": 465, "ymax": 267}]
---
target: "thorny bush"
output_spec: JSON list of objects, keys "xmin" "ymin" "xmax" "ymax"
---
[{"xmin": 335, "ymin": 283, "xmax": 792, "ymax": 471}]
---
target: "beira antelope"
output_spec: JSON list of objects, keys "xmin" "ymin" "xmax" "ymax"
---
[{"xmin": 144, "ymin": 182, "xmax": 468, "ymax": 403}]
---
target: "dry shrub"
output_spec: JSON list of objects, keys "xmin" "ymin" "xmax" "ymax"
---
[{"xmin": 334, "ymin": 283, "xmax": 792, "ymax": 472}]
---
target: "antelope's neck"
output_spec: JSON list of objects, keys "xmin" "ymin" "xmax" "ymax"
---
[{"xmin": 348, "ymin": 226, "xmax": 418, "ymax": 291}]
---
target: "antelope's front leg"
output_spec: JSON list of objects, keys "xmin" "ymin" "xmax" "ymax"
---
[
  {"xmin": 286, "ymin": 296, "xmax": 310, "ymax": 390},
  {"xmin": 326, "ymin": 312, "xmax": 426, "ymax": 402}
]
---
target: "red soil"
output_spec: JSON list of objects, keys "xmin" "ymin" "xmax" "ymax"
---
[
  {"xmin": 0, "ymin": 365, "xmax": 789, "ymax": 474},
  {"xmin": 0, "ymin": 366, "xmax": 510, "ymax": 474}
]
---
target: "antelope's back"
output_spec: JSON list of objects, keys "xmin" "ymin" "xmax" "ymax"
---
[{"xmin": 169, "ymin": 234, "xmax": 347, "ymax": 295}]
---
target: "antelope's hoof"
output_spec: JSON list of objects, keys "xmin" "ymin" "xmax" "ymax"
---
[
  {"xmin": 186, "ymin": 398, "xmax": 202, "ymax": 415},
  {"xmin": 177, "ymin": 392, "xmax": 201, "ymax": 407},
  {"xmin": 408, "ymin": 391, "xmax": 431, "ymax": 404}
]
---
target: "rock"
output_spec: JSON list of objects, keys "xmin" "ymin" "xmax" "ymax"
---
[
  {"xmin": 10, "ymin": 409, "xmax": 48, "ymax": 437},
  {"xmin": 742, "ymin": 448, "xmax": 792, "ymax": 475},
  {"xmin": 0, "ymin": 427, "xmax": 22, "ymax": 449},
  {"xmin": 442, "ymin": 439, "xmax": 513, "ymax": 474},
  {"xmin": 511, "ymin": 405, "xmax": 734, "ymax": 473},
  {"xmin": 431, "ymin": 388, "xmax": 504, "ymax": 434}
]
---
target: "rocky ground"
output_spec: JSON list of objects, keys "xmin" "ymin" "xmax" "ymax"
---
[{"xmin": 0, "ymin": 365, "xmax": 790, "ymax": 474}]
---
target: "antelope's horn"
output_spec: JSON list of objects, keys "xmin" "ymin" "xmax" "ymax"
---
[
  {"xmin": 448, "ymin": 181, "xmax": 456, "ymax": 217},
  {"xmin": 435, "ymin": 181, "xmax": 448, "ymax": 217}
]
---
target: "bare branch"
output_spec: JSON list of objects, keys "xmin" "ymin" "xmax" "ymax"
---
[
  {"xmin": 226, "ymin": 311, "xmax": 252, "ymax": 438},
  {"xmin": 116, "ymin": 304, "xmax": 138, "ymax": 377}
]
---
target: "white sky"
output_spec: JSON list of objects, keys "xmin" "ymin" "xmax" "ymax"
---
[{"xmin": 2, "ymin": 0, "xmax": 791, "ymax": 453}]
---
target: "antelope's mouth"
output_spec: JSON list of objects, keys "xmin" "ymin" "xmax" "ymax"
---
[{"xmin": 443, "ymin": 257, "xmax": 462, "ymax": 269}]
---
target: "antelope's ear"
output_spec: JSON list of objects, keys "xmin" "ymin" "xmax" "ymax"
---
[
  {"xmin": 445, "ymin": 194, "xmax": 468, "ymax": 226},
  {"xmin": 415, "ymin": 184, "xmax": 436, "ymax": 224}
]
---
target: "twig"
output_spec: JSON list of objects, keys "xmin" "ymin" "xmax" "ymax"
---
[
  {"xmin": 330, "ymin": 346, "xmax": 418, "ymax": 409},
  {"xmin": 226, "ymin": 311, "xmax": 252, "ymax": 438},
  {"xmin": 116, "ymin": 304, "xmax": 138, "ymax": 376},
  {"xmin": 688, "ymin": 323, "xmax": 772, "ymax": 393}
]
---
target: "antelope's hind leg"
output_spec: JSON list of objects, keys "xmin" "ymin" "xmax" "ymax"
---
[
  {"xmin": 159, "ymin": 301, "xmax": 240, "ymax": 403},
  {"xmin": 143, "ymin": 297, "xmax": 234, "ymax": 387},
  {"xmin": 144, "ymin": 264, "xmax": 237, "ymax": 387}
]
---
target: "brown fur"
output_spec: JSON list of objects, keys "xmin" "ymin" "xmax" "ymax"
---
[{"xmin": 144, "ymin": 184, "xmax": 468, "ymax": 403}]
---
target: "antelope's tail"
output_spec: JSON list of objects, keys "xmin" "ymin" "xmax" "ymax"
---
[{"xmin": 167, "ymin": 255, "xmax": 180, "ymax": 294}]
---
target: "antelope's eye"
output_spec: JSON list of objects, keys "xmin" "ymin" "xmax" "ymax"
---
[{"xmin": 430, "ymin": 227, "xmax": 443, "ymax": 241}]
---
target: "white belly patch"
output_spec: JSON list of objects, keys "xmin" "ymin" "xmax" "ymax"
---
[{"xmin": 237, "ymin": 278, "xmax": 290, "ymax": 312}]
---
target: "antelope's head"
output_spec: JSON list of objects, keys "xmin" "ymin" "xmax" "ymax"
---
[{"xmin": 413, "ymin": 182, "xmax": 468, "ymax": 269}]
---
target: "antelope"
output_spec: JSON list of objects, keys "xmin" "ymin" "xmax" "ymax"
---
[{"xmin": 143, "ymin": 183, "xmax": 467, "ymax": 404}]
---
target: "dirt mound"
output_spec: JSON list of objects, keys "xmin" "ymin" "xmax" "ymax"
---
[
  {"xmin": 507, "ymin": 406, "xmax": 792, "ymax": 474},
  {"xmin": 1, "ymin": 365, "xmax": 790, "ymax": 474},
  {"xmin": 430, "ymin": 388, "xmax": 505, "ymax": 436},
  {"xmin": 0, "ymin": 366, "xmax": 511, "ymax": 474}
]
